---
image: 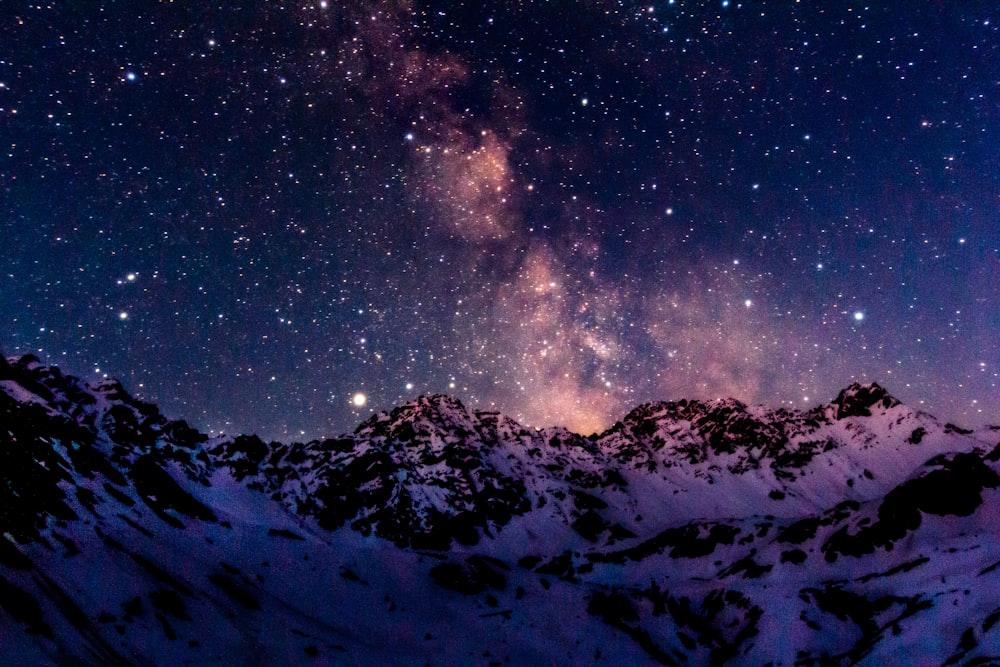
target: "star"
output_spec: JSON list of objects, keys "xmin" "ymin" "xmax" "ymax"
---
[{"xmin": 0, "ymin": 1, "xmax": 993, "ymax": 441}]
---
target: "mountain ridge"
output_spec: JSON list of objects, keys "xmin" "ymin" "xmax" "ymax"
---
[{"xmin": 2, "ymin": 353, "xmax": 1000, "ymax": 665}]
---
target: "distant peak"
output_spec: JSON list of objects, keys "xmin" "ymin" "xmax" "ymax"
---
[
  {"xmin": 415, "ymin": 393, "xmax": 468, "ymax": 410},
  {"xmin": 622, "ymin": 396, "xmax": 749, "ymax": 425},
  {"xmin": 831, "ymin": 382, "xmax": 901, "ymax": 419},
  {"xmin": 395, "ymin": 394, "xmax": 471, "ymax": 420},
  {"xmin": 12, "ymin": 353, "xmax": 43, "ymax": 370},
  {"xmin": 92, "ymin": 377, "xmax": 130, "ymax": 400},
  {"xmin": 354, "ymin": 393, "xmax": 472, "ymax": 435}
]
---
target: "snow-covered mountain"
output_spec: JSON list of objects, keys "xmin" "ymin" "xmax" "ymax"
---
[{"xmin": 2, "ymin": 353, "xmax": 1000, "ymax": 664}]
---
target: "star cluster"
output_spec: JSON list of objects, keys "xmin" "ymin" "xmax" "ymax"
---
[{"xmin": 2, "ymin": 2, "xmax": 997, "ymax": 440}]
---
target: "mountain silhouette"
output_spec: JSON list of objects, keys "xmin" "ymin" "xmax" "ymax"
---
[{"xmin": 2, "ymin": 354, "xmax": 1000, "ymax": 664}]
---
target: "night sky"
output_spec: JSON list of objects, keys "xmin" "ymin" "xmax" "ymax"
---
[{"xmin": 2, "ymin": 2, "xmax": 998, "ymax": 441}]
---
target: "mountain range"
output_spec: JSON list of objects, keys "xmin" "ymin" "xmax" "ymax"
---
[{"xmin": 2, "ymin": 352, "xmax": 1000, "ymax": 665}]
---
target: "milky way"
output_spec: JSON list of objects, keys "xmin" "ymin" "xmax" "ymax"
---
[{"xmin": 2, "ymin": 2, "xmax": 998, "ymax": 440}]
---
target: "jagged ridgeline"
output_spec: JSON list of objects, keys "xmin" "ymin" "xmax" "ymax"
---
[{"xmin": 2, "ymin": 353, "xmax": 1000, "ymax": 665}]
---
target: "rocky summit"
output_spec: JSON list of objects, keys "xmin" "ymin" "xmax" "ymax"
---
[{"xmin": 2, "ymin": 354, "xmax": 1000, "ymax": 665}]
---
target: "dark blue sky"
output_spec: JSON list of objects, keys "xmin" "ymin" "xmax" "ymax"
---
[{"xmin": 2, "ymin": 2, "xmax": 997, "ymax": 440}]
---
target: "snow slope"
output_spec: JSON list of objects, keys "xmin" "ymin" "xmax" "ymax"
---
[{"xmin": 2, "ymin": 353, "xmax": 999, "ymax": 665}]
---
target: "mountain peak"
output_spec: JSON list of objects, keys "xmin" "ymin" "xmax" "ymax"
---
[
  {"xmin": 413, "ymin": 393, "xmax": 469, "ymax": 412},
  {"xmin": 353, "ymin": 393, "xmax": 472, "ymax": 436},
  {"xmin": 11, "ymin": 353, "xmax": 43, "ymax": 370},
  {"xmin": 830, "ymin": 381, "xmax": 901, "ymax": 419},
  {"xmin": 92, "ymin": 377, "xmax": 129, "ymax": 399}
]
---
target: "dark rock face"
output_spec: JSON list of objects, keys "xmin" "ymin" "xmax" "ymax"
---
[
  {"xmin": 212, "ymin": 394, "xmax": 536, "ymax": 550},
  {"xmin": 824, "ymin": 453, "xmax": 1000, "ymax": 561},
  {"xmin": 608, "ymin": 398, "xmax": 793, "ymax": 467},
  {"xmin": 129, "ymin": 456, "xmax": 217, "ymax": 527},
  {"xmin": 831, "ymin": 382, "xmax": 901, "ymax": 419},
  {"xmin": 777, "ymin": 517, "xmax": 822, "ymax": 545},
  {"xmin": 597, "ymin": 384, "xmax": 912, "ymax": 484},
  {"xmin": 429, "ymin": 556, "xmax": 508, "ymax": 595},
  {"xmin": 0, "ymin": 573, "xmax": 53, "ymax": 638},
  {"xmin": 594, "ymin": 521, "xmax": 742, "ymax": 563},
  {"xmin": 0, "ymin": 394, "xmax": 80, "ymax": 543},
  {"xmin": 0, "ymin": 356, "xmax": 219, "ymax": 544}
]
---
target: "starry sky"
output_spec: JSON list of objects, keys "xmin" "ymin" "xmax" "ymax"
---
[{"xmin": 2, "ymin": 2, "xmax": 998, "ymax": 441}]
